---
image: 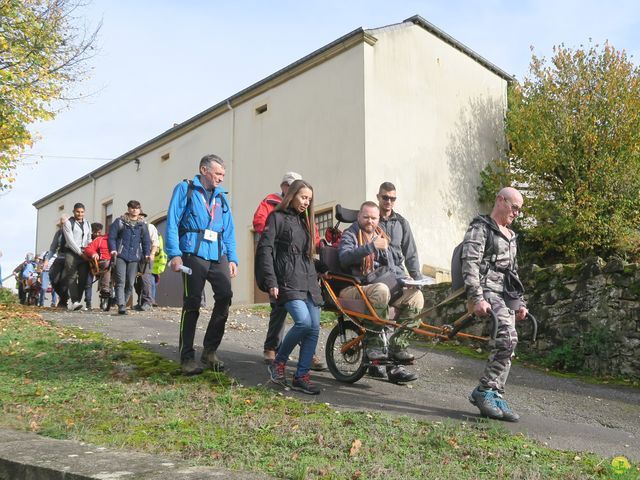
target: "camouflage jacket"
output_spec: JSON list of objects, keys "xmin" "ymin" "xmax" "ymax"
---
[{"xmin": 461, "ymin": 215, "xmax": 524, "ymax": 307}]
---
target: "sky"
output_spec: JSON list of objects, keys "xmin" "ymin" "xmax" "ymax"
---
[{"xmin": 1, "ymin": 0, "xmax": 640, "ymax": 285}]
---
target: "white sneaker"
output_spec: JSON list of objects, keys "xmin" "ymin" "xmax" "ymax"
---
[{"xmin": 69, "ymin": 301, "xmax": 83, "ymax": 311}]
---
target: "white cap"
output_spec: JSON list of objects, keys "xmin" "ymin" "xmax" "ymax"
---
[{"xmin": 281, "ymin": 171, "xmax": 302, "ymax": 186}]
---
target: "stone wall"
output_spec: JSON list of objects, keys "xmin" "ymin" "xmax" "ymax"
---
[{"xmin": 421, "ymin": 257, "xmax": 640, "ymax": 379}]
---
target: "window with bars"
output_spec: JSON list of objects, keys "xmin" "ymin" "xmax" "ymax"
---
[{"xmin": 315, "ymin": 208, "xmax": 334, "ymax": 239}]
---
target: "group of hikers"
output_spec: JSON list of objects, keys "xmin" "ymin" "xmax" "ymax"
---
[
  {"xmin": 13, "ymin": 153, "xmax": 527, "ymax": 422},
  {"xmin": 164, "ymin": 154, "xmax": 528, "ymax": 422},
  {"xmin": 12, "ymin": 200, "xmax": 168, "ymax": 313}
]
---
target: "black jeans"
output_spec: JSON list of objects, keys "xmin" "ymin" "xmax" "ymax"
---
[
  {"xmin": 179, "ymin": 254, "xmax": 233, "ymax": 362},
  {"xmin": 263, "ymin": 302, "xmax": 288, "ymax": 351},
  {"xmin": 64, "ymin": 251, "xmax": 89, "ymax": 304},
  {"xmin": 49, "ymin": 256, "xmax": 68, "ymax": 306}
]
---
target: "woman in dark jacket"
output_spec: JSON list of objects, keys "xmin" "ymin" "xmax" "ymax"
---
[
  {"xmin": 108, "ymin": 200, "xmax": 151, "ymax": 315},
  {"xmin": 255, "ymin": 179, "xmax": 323, "ymax": 395}
]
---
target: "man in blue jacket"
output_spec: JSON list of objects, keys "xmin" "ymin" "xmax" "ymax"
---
[{"xmin": 166, "ymin": 154, "xmax": 239, "ymax": 375}]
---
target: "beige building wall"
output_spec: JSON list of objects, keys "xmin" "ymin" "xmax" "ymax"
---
[{"xmin": 363, "ymin": 23, "xmax": 508, "ymax": 274}]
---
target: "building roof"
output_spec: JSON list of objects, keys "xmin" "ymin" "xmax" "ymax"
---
[{"xmin": 34, "ymin": 15, "xmax": 513, "ymax": 208}]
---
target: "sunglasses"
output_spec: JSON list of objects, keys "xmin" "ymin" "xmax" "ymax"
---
[
  {"xmin": 502, "ymin": 196, "xmax": 522, "ymax": 213},
  {"xmin": 380, "ymin": 195, "xmax": 397, "ymax": 202}
]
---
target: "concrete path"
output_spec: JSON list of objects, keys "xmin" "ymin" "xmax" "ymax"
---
[{"xmin": 40, "ymin": 305, "xmax": 640, "ymax": 463}]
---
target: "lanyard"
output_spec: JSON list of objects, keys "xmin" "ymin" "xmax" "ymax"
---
[{"xmin": 199, "ymin": 191, "xmax": 216, "ymax": 226}]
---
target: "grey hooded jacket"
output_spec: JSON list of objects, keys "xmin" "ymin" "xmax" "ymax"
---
[{"xmin": 378, "ymin": 211, "xmax": 422, "ymax": 279}]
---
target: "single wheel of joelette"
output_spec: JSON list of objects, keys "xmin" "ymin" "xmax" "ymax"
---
[{"xmin": 326, "ymin": 320, "xmax": 367, "ymax": 383}]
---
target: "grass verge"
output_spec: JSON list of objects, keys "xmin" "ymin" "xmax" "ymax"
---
[
  {"xmin": 0, "ymin": 304, "xmax": 637, "ymax": 479},
  {"xmin": 242, "ymin": 304, "xmax": 337, "ymax": 325}
]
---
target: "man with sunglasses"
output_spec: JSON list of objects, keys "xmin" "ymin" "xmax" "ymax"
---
[
  {"xmin": 462, "ymin": 186, "xmax": 527, "ymax": 422},
  {"xmin": 377, "ymin": 182, "xmax": 423, "ymax": 281}
]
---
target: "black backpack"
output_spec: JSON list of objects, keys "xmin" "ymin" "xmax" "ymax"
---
[{"xmin": 450, "ymin": 218, "xmax": 496, "ymax": 291}]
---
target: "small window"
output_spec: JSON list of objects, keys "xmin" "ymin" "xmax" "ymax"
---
[
  {"xmin": 315, "ymin": 208, "xmax": 334, "ymax": 239},
  {"xmin": 255, "ymin": 104, "xmax": 268, "ymax": 115},
  {"xmin": 104, "ymin": 201, "xmax": 113, "ymax": 232},
  {"xmin": 161, "ymin": 153, "xmax": 170, "ymax": 161}
]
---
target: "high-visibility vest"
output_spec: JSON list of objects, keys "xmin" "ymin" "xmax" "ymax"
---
[{"xmin": 152, "ymin": 234, "xmax": 168, "ymax": 275}]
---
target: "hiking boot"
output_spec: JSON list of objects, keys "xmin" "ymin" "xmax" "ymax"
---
[
  {"xmin": 367, "ymin": 365, "xmax": 386, "ymax": 378},
  {"xmin": 387, "ymin": 366, "xmax": 417, "ymax": 384},
  {"xmin": 469, "ymin": 387, "xmax": 503, "ymax": 420},
  {"xmin": 268, "ymin": 360, "xmax": 287, "ymax": 386},
  {"xmin": 495, "ymin": 393, "xmax": 520, "ymax": 422},
  {"xmin": 390, "ymin": 349, "xmax": 415, "ymax": 362},
  {"xmin": 291, "ymin": 374, "xmax": 321, "ymax": 395},
  {"xmin": 365, "ymin": 347, "xmax": 388, "ymax": 361},
  {"xmin": 311, "ymin": 354, "xmax": 327, "ymax": 371},
  {"xmin": 118, "ymin": 305, "xmax": 127, "ymax": 315},
  {"xmin": 263, "ymin": 349, "xmax": 276, "ymax": 365},
  {"xmin": 181, "ymin": 358, "xmax": 203, "ymax": 376},
  {"xmin": 201, "ymin": 348, "xmax": 225, "ymax": 371}
]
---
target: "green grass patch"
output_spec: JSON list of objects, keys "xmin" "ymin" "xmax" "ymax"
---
[
  {"xmin": 241, "ymin": 304, "xmax": 337, "ymax": 325},
  {"xmin": 0, "ymin": 305, "xmax": 636, "ymax": 479},
  {"xmin": 0, "ymin": 287, "xmax": 18, "ymax": 304}
]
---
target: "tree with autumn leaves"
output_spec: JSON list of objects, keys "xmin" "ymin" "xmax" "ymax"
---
[
  {"xmin": 0, "ymin": 0, "xmax": 99, "ymax": 190},
  {"xmin": 480, "ymin": 42, "xmax": 640, "ymax": 263}
]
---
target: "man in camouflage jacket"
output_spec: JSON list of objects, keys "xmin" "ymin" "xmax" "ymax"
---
[{"xmin": 462, "ymin": 186, "xmax": 528, "ymax": 422}]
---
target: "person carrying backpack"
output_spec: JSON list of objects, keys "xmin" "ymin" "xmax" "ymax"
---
[
  {"xmin": 165, "ymin": 154, "xmax": 238, "ymax": 376},
  {"xmin": 462, "ymin": 186, "xmax": 528, "ymax": 422},
  {"xmin": 45, "ymin": 214, "xmax": 69, "ymax": 307},
  {"xmin": 109, "ymin": 200, "xmax": 151, "ymax": 315},
  {"xmin": 62, "ymin": 203, "xmax": 92, "ymax": 311}
]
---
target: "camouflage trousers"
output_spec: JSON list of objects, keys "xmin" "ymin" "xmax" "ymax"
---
[
  {"xmin": 339, "ymin": 283, "xmax": 424, "ymax": 352},
  {"xmin": 479, "ymin": 291, "xmax": 519, "ymax": 393}
]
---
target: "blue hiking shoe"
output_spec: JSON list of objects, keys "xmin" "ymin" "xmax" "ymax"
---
[
  {"xmin": 495, "ymin": 393, "xmax": 520, "ymax": 422},
  {"xmin": 469, "ymin": 387, "xmax": 503, "ymax": 420}
]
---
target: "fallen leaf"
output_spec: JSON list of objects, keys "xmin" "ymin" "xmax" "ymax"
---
[{"xmin": 349, "ymin": 439, "xmax": 362, "ymax": 457}]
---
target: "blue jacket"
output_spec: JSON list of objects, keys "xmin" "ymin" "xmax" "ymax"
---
[
  {"xmin": 165, "ymin": 175, "xmax": 238, "ymax": 264},
  {"xmin": 108, "ymin": 215, "xmax": 151, "ymax": 262}
]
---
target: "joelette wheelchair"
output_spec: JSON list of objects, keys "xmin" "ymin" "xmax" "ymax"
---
[{"xmin": 319, "ymin": 205, "xmax": 537, "ymax": 384}]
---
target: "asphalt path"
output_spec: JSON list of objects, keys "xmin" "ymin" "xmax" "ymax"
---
[{"xmin": 42, "ymin": 305, "xmax": 640, "ymax": 462}]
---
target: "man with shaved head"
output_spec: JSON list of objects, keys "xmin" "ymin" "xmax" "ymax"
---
[{"xmin": 462, "ymin": 186, "xmax": 528, "ymax": 422}]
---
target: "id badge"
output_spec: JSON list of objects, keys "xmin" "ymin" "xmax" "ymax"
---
[{"xmin": 203, "ymin": 229, "xmax": 218, "ymax": 242}]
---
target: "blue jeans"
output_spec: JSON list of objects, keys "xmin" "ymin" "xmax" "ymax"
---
[
  {"xmin": 275, "ymin": 295, "xmax": 320, "ymax": 378},
  {"xmin": 38, "ymin": 270, "xmax": 50, "ymax": 306}
]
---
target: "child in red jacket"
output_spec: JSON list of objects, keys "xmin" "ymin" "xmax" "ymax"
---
[{"xmin": 83, "ymin": 223, "xmax": 112, "ymax": 298}]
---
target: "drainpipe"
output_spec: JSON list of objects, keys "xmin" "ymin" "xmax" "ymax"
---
[{"xmin": 89, "ymin": 172, "xmax": 96, "ymax": 223}]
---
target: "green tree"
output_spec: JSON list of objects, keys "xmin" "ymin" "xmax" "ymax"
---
[
  {"xmin": 481, "ymin": 42, "xmax": 640, "ymax": 263},
  {"xmin": 0, "ymin": 0, "xmax": 99, "ymax": 190}
]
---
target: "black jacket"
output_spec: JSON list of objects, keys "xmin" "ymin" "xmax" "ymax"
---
[{"xmin": 255, "ymin": 208, "xmax": 323, "ymax": 306}]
